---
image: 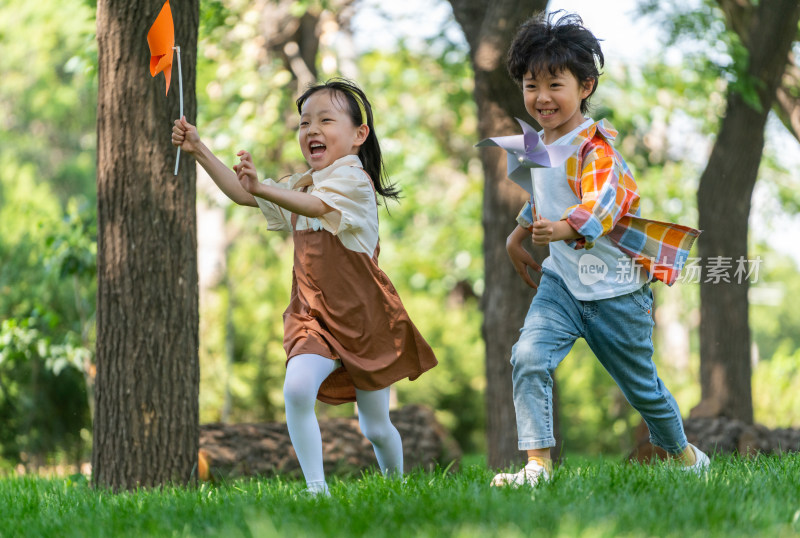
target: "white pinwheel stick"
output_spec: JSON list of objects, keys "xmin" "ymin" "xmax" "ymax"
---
[
  {"xmin": 527, "ymin": 159, "xmax": 542, "ymax": 223},
  {"xmin": 173, "ymin": 45, "xmax": 183, "ymax": 176},
  {"xmin": 475, "ymin": 118, "xmax": 579, "ymax": 221}
]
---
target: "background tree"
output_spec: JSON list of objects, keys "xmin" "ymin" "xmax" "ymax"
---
[
  {"xmin": 716, "ymin": 0, "xmax": 800, "ymax": 143},
  {"xmin": 692, "ymin": 0, "xmax": 800, "ymax": 422},
  {"xmin": 447, "ymin": 0, "xmax": 549, "ymax": 469},
  {"xmin": 93, "ymin": 0, "xmax": 200, "ymax": 490}
]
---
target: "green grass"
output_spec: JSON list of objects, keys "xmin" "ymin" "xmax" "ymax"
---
[{"xmin": 2, "ymin": 454, "xmax": 799, "ymax": 537}]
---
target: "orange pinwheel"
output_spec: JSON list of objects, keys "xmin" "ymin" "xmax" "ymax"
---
[{"xmin": 147, "ymin": 0, "xmax": 175, "ymax": 95}]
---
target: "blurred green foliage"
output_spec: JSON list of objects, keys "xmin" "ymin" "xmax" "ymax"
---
[
  {"xmin": 0, "ymin": 316, "xmax": 90, "ymax": 469},
  {"xmin": 0, "ymin": 0, "xmax": 96, "ymax": 469},
  {"xmin": 1, "ymin": 0, "xmax": 799, "ymax": 469}
]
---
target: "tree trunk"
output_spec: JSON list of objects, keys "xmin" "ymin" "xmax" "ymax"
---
[
  {"xmin": 694, "ymin": 0, "xmax": 800, "ymax": 423},
  {"xmin": 93, "ymin": 0, "xmax": 199, "ymax": 491},
  {"xmin": 717, "ymin": 0, "xmax": 800, "ymax": 143},
  {"xmin": 774, "ymin": 57, "xmax": 800, "ymax": 143},
  {"xmin": 448, "ymin": 0, "xmax": 549, "ymax": 469}
]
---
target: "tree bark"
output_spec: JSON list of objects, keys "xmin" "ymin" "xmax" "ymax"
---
[
  {"xmin": 775, "ymin": 58, "xmax": 800, "ymax": 142},
  {"xmin": 93, "ymin": 0, "xmax": 200, "ymax": 491},
  {"xmin": 694, "ymin": 0, "xmax": 800, "ymax": 423},
  {"xmin": 448, "ymin": 0, "xmax": 549, "ymax": 469},
  {"xmin": 717, "ymin": 0, "xmax": 800, "ymax": 143}
]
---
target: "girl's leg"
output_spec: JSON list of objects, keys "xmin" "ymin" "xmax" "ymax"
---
[
  {"xmin": 283, "ymin": 353, "xmax": 338, "ymax": 493},
  {"xmin": 585, "ymin": 284, "xmax": 688, "ymax": 455},
  {"xmin": 355, "ymin": 387, "xmax": 403, "ymax": 475}
]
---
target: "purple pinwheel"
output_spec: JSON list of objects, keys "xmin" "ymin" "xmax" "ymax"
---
[{"xmin": 475, "ymin": 118, "xmax": 579, "ymax": 195}]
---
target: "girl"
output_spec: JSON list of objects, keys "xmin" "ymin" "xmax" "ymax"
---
[{"xmin": 172, "ymin": 78, "xmax": 438, "ymax": 496}]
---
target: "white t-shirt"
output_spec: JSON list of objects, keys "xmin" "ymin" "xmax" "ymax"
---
[{"xmin": 535, "ymin": 119, "xmax": 645, "ymax": 300}]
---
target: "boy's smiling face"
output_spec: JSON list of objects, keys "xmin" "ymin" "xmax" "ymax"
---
[{"xmin": 522, "ymin": 68, "xmax": 594, "ymax": 144}]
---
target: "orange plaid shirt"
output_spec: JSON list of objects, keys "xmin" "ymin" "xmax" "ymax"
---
[{"xmin": 517, "ymin": 120, "xmax": 700, "ymax": 285}]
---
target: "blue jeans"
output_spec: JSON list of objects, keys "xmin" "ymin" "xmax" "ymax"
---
[{"xmin": 510, "ymin": 268, "xmax": 688, "ymax": 454}]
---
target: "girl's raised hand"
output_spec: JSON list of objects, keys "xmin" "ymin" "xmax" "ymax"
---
[
  {"xmin": 234, "ymin": 150, "xmax": 260, "ymax": 194},
  {"xmin": 172, "ymin": 117, "xmax": 201, "ymax": 154}
]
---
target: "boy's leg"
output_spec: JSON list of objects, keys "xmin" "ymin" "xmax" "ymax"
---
[
  {"xmin": 284, "ymin": 353, "xmax": 339, "ymax": 494},
  {"xmin": 510, "ymin": 271, "xmax": 582, "ymax": 453},
  {"xmin": 584, "ymin": 284, "xmax": 688, "ymax": 455},
  {"xmin": 355, "ymin": 387, "xmax": 403, "ymax": 475},
  {"xmin": 492, "ymin": 271, "xmax": 581, "ymax": 488}
]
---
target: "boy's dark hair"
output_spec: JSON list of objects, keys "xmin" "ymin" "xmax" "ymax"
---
[
  {"xmin": 296, "ymin": 78, "xmax": 400, "ymax": 203},
  {"xmin": 507, "ymin": 10, "xmax": 604, "ymax": 114}
]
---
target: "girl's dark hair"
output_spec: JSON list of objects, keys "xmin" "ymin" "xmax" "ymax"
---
[
  {"xmin": 296, "ymin": 78, "xmax": 400, "ymax": 203},
  {"xmin": 507, "ymin": 10, "xmax": 604, "ymax": 114}
]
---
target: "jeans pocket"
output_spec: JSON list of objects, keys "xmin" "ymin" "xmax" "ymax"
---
[{"xmin": 629, "ymin": 284, "xmax": 653, "ymax": 315}]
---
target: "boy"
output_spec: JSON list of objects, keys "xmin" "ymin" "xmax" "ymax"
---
[{"xmin": 491, "ymin": 11, "xmax": 709, "ymax": 487}]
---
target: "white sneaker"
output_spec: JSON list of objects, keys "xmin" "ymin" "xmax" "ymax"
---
[
  {"xmin": 490, "ymin": 459, "xmax": 551, "ymax": 488},
  {"xmin": 302, "ymin": 481, "xmax": 331, "ymax": 497},
  {"xmin": 681, "ymin": 443, "xmax": 710, "ymax": 474}
]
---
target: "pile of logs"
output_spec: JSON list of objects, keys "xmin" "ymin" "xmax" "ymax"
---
[
  {"xmin": 628, "ymin": 416, "xmax": 800, "ymax": 462},
  {"xmin": 684, "ymin": 417, "xmax": 800, "ymax": 456},
  {"xmin": 198, "ymin": 404, "xmax": 461, "ymax": 481}
]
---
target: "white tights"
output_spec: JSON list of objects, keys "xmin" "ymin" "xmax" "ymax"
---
[{"xmin": 283, "ymin": 353, "xmax": 403, "ymax": 493}]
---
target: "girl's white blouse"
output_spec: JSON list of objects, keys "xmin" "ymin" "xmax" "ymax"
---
[{"xmin": 255, "ymin": 155, "xmax": 379, "ymax": 256}]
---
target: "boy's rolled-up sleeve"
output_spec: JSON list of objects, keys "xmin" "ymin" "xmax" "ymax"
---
[
  {"xmin": 561, "ymin": 145, "xmax": 636, "ymax": 249},
  {"xmin": 516, "ymin": 201, "xmax": 535, "ymax": 231}
]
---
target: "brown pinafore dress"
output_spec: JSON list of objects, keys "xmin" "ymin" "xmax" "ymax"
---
[{"xmin": 283, "ymin": 192, "xmax": 437, "ymax": 405}]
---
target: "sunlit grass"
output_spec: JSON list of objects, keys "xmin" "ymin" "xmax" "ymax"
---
[{"xmin": 1, "ymin": 454, "xmax": 799, "ymax": 537}]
